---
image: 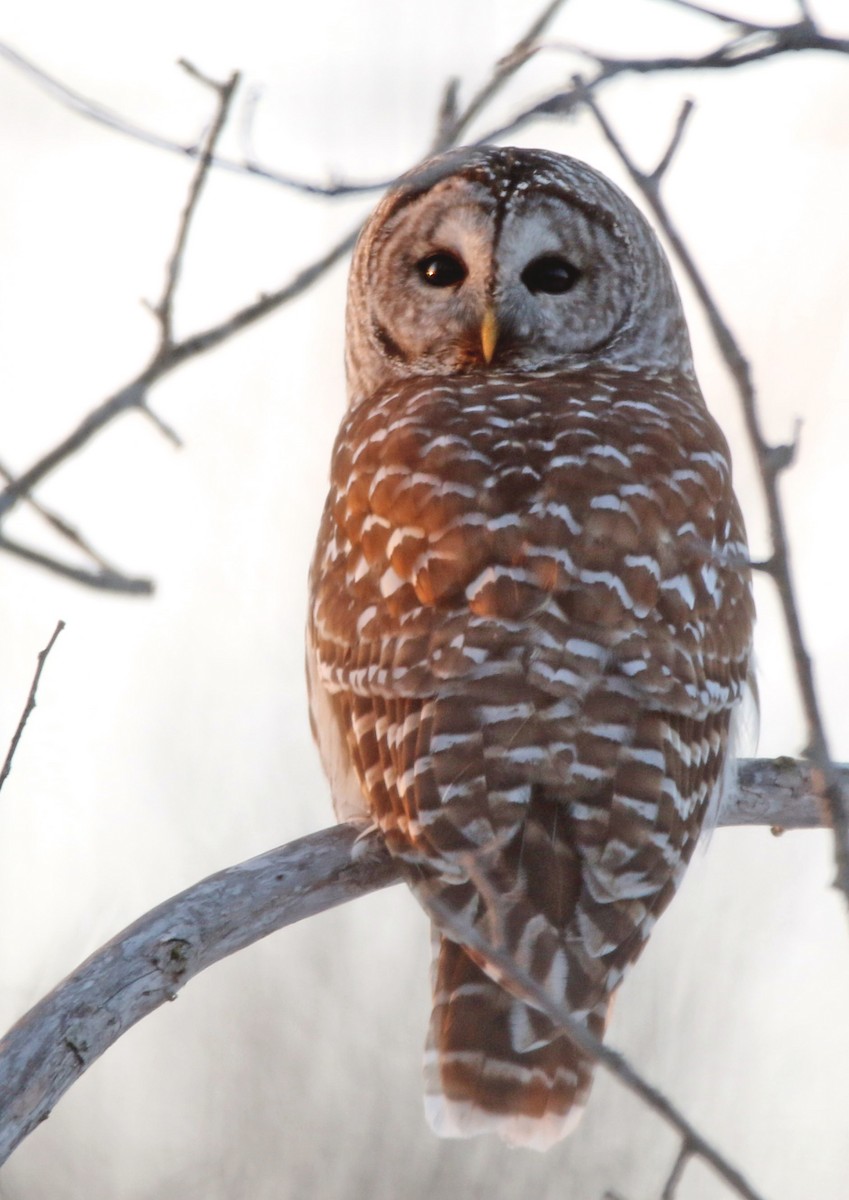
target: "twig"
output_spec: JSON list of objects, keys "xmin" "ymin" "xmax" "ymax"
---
[
  {"xmin": 6, "ymin": 8, "xmax": 844, "ymax": 206},
  {"xmin": 580, "ymin": 87, "xmax": 849, "ymax": 907},
  {"xmin": 0, "ymin": 41, "xmax": 387, "ymax": 198},
  {"xmin": 651, "ymin": 98, "xmax": 695, "ymax": 182},
  {"xmin": 0, "ymin": 222, "xmax": 358, "ymax": 529},
  {"xmin": 0, "ymin": 536, "xmax": 153, "ymax": 595},
  {"xmin": 0, "ymin": 459, "xmax": 154, "ymax": 593},
  {"xmin": 0, "ymin": 620, "xmax": 65, "ymax": 795},
  {"xmin": 478, "ymin": 13, "xmax": 849, "ymax": 147},
  {"xmin": 0, "ymin": 61, "xmax": 355, "ymax": 587},
  {"xmin": 430, "ymin": 0, "xmax": 572, "ymax": 153},
  {"xmin": 662, "ymin": 1141, "xmax": 693, "ymax": 1198},
  {"xmin": 138, "ymin": 401, "xmax": 183, "ymax": 448},
  {"xmin": 662, "ymin": 0, "xmax": 759, "ymax": 29},
  {"xmin": 0, "ymin": 757, "xmax": 832, "ymax": 1167},
  {"xmin": 153, "ymin": 64, "xmax": 240, "ymax": 350}
]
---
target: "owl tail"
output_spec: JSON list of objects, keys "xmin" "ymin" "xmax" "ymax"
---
[{"xmin": 423, "ymin": 932, "xmax": 607, "ymax": 1152}]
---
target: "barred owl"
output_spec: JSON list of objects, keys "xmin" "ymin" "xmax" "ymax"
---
[{"xmin": 307, "ymin": 146, "xmax": 754, "ymax": 1151}]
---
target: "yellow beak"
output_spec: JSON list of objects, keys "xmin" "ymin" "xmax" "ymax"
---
[{"xmin": 481, "ymin": 307, "xmax": 499, "ymax": 364}]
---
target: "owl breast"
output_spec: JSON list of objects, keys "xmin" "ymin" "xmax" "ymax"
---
[{"xmin": 311, "ymin": 366, "xmax": 749, "ymax": 722}]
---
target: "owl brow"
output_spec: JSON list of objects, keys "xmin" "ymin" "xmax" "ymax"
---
[
  {"xmin": 506, "ymin": 182, "xmax": 622, "ymax": 241},
  {"xmin": 374, "ymin": 164, "xmax": 484, "ymax": 234},
  {"xmin": 379, "ymin": 187, "xmax": 428, "ymax": 230}
]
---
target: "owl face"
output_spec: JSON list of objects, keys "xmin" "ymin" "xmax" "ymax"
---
[{"xmin": 345, "ymin": 147, "xmax": 693, "ymax": 403}]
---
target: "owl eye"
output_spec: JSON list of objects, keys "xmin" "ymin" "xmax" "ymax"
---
[
  {"xmin": 521, "ymin": 255, "xmax": 582, "ymax": 295},
  {"xmin": 416, "ymin": 251, "xmax": 467, "ymax": 288}
]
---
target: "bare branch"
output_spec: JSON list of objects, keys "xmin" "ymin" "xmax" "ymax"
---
[
  {"xmin": 431, "ymin": 0, "xmax": 572, "ymax": 153},
  {"xmin": 0, "ymin": 535, "xmax": 153, "ymax": 594},
  {"xmin": 661, "ymin": 1142, "xmax": 693, "ymax": 1198},
  {"xmin": 0, "ymin": 41, "xmax": 386, "ymax": 198},
  {"xmin": 0, "ymin": 459, "xmax": 154, "ymax": 590},
  {"xmin": 650, "ymin": 98, "xmax": 695, "ymax": 183},
  {"xmin": 0, "ymin": 621, "xmax": 65, "ymax": 795},
  {"xmin": 0, "ymin": 224, "xmax": 360, "ymax": 530},
  {"xmin": 581, "ymin": 89, "xmax": 849, "ymax": 907},
  {"xmin": 137, "ymin": 400, "xmax": 184, "ymax": 448},
  {"xmin": 476, "ymin": 12, "xmax": 849, "ymax": 148},
  {"xmin": 0, "ymin": 45, "xmax": 354, "ymax": 585},
  {"xmin": 433, "ymin": 77, "xmax": 461, "ymax": 148},
  {"xmin": 0, "ymin": 823, "xmax": 397, "ymax": 1164},
  {"xmin": 153, "ymin": 65, "xmax": 240, "ymax": 350},
  {"xmin": 2, "ymin": 7, "xmax": 847, "ymax": 208},
  {"xmin": 660, "ymin": 0, "xmax": 758, "ymax": 29}
]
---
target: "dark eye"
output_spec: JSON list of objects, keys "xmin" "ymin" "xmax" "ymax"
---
[
  {"xmin": 521, "ymin": 255, "xmax": 582, "ymax": 295},
  {"xmin": 416, "ymin": 251, "xmax": 467, "ymax": 288}
]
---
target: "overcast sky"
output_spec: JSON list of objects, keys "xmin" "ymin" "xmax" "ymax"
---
[{"xmin": 1, "ymin": 3, "xmax": 849, "ymax": 1198}]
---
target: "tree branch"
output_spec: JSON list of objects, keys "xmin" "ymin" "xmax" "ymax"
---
[
  {"xmin": 0, "ymin": 757, "xmax": 838, "ymax": 1166},
  {"xmin": 661, "ymin": 1142, "xmax": 693, "ymax": 1199},
  {"xmin": 0, "ymin": 460, "xmax": 154, "ymax": 595},
  {"xmin": 2, "ymin": 7, "xmax": 846, "ymax": 201},
  {"xmin": 0, "ymin": 620, "xmax": 65, "ymax": 795},
  {"xmin": 0, "ymin": 40, "xmax": 386, "ymax": 198},
  {"xmin": 152, "ymin": 63, "xmax": 240, "ymax": 351},
  {"xmin": 0, "ymin": 822, "xmax": 398, "ymax": 1164},
  {"xmin": 430, "ymin": 0, "xmax": 572, "ymax": 153},
  {"xmin": 579, "ymin": 87, "xmax": 849, "ymax": 907}
]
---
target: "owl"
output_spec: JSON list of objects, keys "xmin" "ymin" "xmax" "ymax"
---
[{"xmin": 307, "ymin": 146, "xmax": 754, "ymax": 1151}]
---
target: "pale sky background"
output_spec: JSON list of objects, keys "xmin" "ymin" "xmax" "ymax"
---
[{"xmin": 1, "ymin": 1, "xmax": 848, "ymax": 1198}]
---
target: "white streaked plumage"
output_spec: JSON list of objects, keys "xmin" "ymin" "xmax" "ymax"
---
[{"xmin": 307, "ymin": 145, "xmax": 754, "ymax": 1151}]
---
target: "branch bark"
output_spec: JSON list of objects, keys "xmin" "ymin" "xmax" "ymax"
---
[
  {"xmin": 0, "ymin": 756, "xmax": 837, "ymax": 1167},
  {"xmin": 0, "ymin": 823, "xmax": 396, "ymax": 1164}
]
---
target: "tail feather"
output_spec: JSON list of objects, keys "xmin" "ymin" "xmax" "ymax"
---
[{"xmin": 424, "ymin": 933, "xmax": 607, "ymax": 1151}]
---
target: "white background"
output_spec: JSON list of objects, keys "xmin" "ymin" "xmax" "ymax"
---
[{"xmin": 1, "ymin": 1, "xmax": 848, "ymax": 1196}]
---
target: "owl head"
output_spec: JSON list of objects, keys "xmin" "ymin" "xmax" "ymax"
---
[{"xmin": 344, "ymin": 146, "xmax": 694, "ymax": 404}]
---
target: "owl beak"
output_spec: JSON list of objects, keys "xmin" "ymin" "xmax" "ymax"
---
[{"xmin": 480, "ymin": 307, "xmax": 499, "ymax": 364}]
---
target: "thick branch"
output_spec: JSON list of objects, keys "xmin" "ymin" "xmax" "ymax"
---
[
  {"xmin": 0, "ymin": 823, "xmax": 397, "ymax": 1163},
  {"xmin": 0, "ymin": 757, "xmax": 837, "ymax": 1166}
]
